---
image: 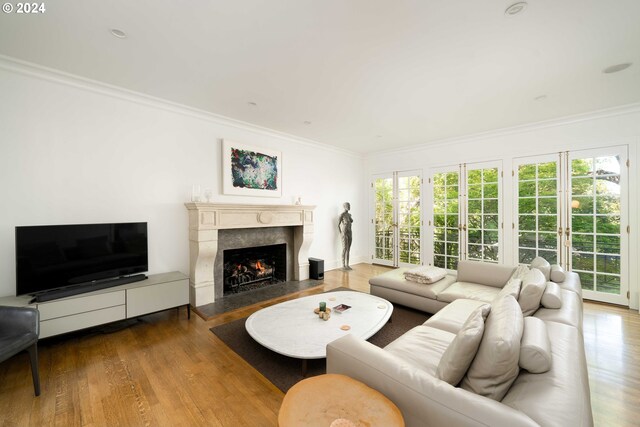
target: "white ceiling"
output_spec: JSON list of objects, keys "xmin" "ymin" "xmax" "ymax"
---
[{"xmin": 1, "ymin": 0, "xmax": 639, "ymax": 154}]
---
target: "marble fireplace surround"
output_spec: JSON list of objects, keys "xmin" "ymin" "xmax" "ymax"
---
[{"xmin": 185, "ymin": 203, "xmax": 315, "ymax": 307}]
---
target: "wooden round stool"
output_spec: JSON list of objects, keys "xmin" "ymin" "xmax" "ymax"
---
[{"xmin": 278, "ymin": 374, "xmax": 404, "ymax": 427}]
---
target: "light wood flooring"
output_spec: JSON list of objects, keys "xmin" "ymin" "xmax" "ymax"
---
[{"xmin": 0, "ymin": 263, "xmax": 638, "ymax": 426}]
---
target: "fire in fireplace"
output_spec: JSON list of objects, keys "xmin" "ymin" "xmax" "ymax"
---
[{"xmin": 223, "ymin": 243, "xmax": 286, "ymax": 294}]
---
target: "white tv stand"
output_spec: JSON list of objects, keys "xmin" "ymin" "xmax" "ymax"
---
[{"xmin": 0, "ymin": 272, "xmax": 189, "ymax": 338}]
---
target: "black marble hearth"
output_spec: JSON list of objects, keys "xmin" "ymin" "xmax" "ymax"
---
[{"xmin": 194, "ymin": 278, "xmax": 324, "ymax": 319}]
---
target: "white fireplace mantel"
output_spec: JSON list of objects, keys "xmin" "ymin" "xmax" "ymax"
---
[{"xmin": 185, "ymin": 203, "xmax": 316, "ymax": 307}]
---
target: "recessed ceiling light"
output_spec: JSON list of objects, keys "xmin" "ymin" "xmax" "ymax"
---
[
  {"xmin": 376, "ymin": 135, "xmax": 383, "ymax": 138},
  {"xmin": 303, "ymin": 121, "xmax": 311, "ymax": 125},
  {"xmin": 110, "ymin": 28, "xmax": 127, "ymax": 39},
  {"xmin": 505, "ymin": 2, "xmax": 527, "ymax": 16},
  {"xmin": 534, "ymin": 95, "xmax": 547, "ymax": 101},
  {"xmin": 248, "ymin": 101, "xmax": 257, "ymax": 107},
  {"xmin": 603, "ymin": 63, "xmax": 632, "ymax": 74}
]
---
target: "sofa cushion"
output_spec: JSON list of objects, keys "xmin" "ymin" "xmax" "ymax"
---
[
  {"xmin": 550, "ymin": 264, "xmax": 566, "ymax": 283},
  {"xmin": 502, "ymin": 321, "xmax": 593, "ymax": 426},
  {"xmin": 424, "ymin": 299, "xmax": 491, "ymax": 334},
  {"xmin": 519, "ymin": 317, "xmax": 552, "ymax": 373},
  {"xmin": 456, "ymin": 260, "xmax": 516, "ymax": 288},
  {"xmin": 530, "ymin": 257, "xmax": 551, "ymax": 281},
  {"xmin": 534, "ymin": 289, "xmax": 583, "ymax": 331},
  {"xmin": 518, "ymin": 268, "xmax": 546, "ymax": 316},
  {"xmin": 436, "ymin": 308, "xmax": 485, "ymax": 386},
  {"xmin": 510, "ymin": 264, "xmax": 530, "ymax": 280},
  {"xmin": 541, "ymin": 281, "xmax": 562, "ymax": 309},
  {"xmin": 437, "ymin": 282, "xmax": 502, "ymax": 304},
  {"xmin": 384, "ymin": 325, "xmax": 455, "ymax": 376},
  {"xmin": 461, "ymin": 295, "xmax": 524, "ymax": 401},
  {"xmin": 369, "ymin": 268, "xmax": 456, "ymax": 300},
  {"xmin": 493, "ymin": 278, "xmax": 522, "ymax": 301}
]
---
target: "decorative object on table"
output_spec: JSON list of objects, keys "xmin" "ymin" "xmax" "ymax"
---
[
  {"xmin": 294, "ymin": 195, "xmax": 302, "ymax": 205},
  {"xmin": 313, "ymin": 307, "xmax": 332, "ymax": 315},
  {"xmin": 330, "ymin": 419, "xmax": 357, "ymax": 427},
  {"xmin": 338, "ymin": 202, "xmax": 353, "ymax": 270},
  {"xmin": 333, "ymin": 304, "xmax": 351, "ymax": 313},
  {"xmin": 320, "ymin": 311, "xmax": 330, "ymax": 321},
  {"xmin": 191, "ymin": 184, "xmax": 201, "ymax": 202},
  {"xmin": 340, "ymin": 325, "xmax": 351, "ymax": 331},
  {"xmin": 222, "ymin": 139, "xmax": 282, "ymax": 197},
  {"xmin": 403, "ymin": 266, "xmax": 448, "ymax": 284},
  {"xmin": 319, "ymin": 301, "xmax": 326, "ymax": 312}
]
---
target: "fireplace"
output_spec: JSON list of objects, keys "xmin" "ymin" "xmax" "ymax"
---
[
  {"xmin": 185, "ymin": 203, "xmax": 315, "ymax": 307},
  {"xmin": 223, "ymin": 244, "xmax": 286, "ymax": 294}
]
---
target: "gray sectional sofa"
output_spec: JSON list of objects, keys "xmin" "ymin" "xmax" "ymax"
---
[{"xmin": 326, "ymin": 259, "xmax": 592, "ymax": 427}]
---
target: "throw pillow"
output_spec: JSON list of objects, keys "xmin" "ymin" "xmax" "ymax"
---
[
  {"xmin": 518, "ymin": 268, "xmax": 547, "ymax": 316},
  {"xmin": 530, "ymin": 257, "xmax": 551, "ymax": 281},
  {"xmin": 519, "ymin": 317, "xmax": 552, "ymax": 373},
  {"xmin": 494, "ymin": 278, "xmax": 522, "ymax": 302},
  {"xmin": 461, "ymin": 295, "xmax": 524, "ymax": 401},
  {"xmin": 541, "ymin": 281, "xmax": 563, "ymax": 309},
  {"xmin": 510, "ymin": 264, "xmax": 530, "ymax": 281},
  {"xmin": 436, "ymin": 308, "xmax": 485, "ymax": 386},
  {"xmin": 550, "ymin": 264, "xmax": 566, "ymax": 283}
]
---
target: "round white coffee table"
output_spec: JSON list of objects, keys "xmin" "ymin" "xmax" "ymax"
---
[{"xmin": 245, "ymin": 291, "xmax": 393, "ymax": 373}]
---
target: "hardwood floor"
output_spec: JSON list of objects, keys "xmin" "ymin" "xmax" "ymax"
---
[{"xmin": 0, "ymin": 263, "xmax": 638, "ymax": 426}]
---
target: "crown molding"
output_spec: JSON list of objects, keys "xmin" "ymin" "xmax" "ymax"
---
[
  {"xmin": 367, "ymin": 102, "xmax": 640, "ymax": 157},
  {"xmin": 0, "ymin": 55, "xmax": 364, "ymax": 159}
]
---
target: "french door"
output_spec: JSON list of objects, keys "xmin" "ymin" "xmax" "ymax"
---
[
  {"xmin": 372, "ymin": 171, "xmax": 422, "ymax": 267},
  {"xmin": 430, "ymin": 161, "xmax": 503, "ymax": 270},
  {"xmin": 514, "ymin": 147, "xmax": 629, "ymax": 305},
  {"xmin": 432, "ymin": 167, "xmax": 461, "ymax": 269},
  {"xmin": 514, "ymin": 154, "xmax": 561, "ymax": 265},
  {"xmin": 568, "ymin": 148, "xmax": 628, "ymax": 304},
  {"xmin": 464, "ymin": 162, "xmax": 503, "ymax": 264}
]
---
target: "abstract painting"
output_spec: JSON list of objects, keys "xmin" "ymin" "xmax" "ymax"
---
[{"xmin": 222, "ymin": 140, "xmax": 282, "ymax": 197}]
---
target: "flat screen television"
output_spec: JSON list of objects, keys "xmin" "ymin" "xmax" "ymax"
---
[{"xmin": 16, "ymin": 222, "xmax": 148, "ymax": 302}]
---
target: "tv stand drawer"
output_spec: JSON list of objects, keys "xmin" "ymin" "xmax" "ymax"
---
[
  {"xmin": 126, "ymin": 278, "xmax": 189, "ymax": 318},
  {"xmin": 37, "ymin": 291, "xmax": 126, "ymax": 321},
  {"xmin": 40, "ymin": 305, "xmax": 126, "ymax": 338}
]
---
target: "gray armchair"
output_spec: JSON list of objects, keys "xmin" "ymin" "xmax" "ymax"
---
[{"xmin": 0, "ymin": 306, "xmax": 40, "ymax": 396}]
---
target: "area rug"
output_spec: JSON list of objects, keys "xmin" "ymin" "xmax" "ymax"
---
[{"xmin": 210, "ymin": 300, "xmax": 429, "ymax": 392}]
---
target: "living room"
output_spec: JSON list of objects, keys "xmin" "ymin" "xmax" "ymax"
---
[{"xmin": 1, "ymin": 1, "xmax": 639, "ymax": 426}]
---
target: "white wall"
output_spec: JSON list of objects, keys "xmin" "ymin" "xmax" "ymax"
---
[
  {"xmin": 0, "ymin": 59, "xmax": 366, "ymax": 298},
  {"xmin": 366, "ymin": 106, "xmax": 640, "ymax": 309}
]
